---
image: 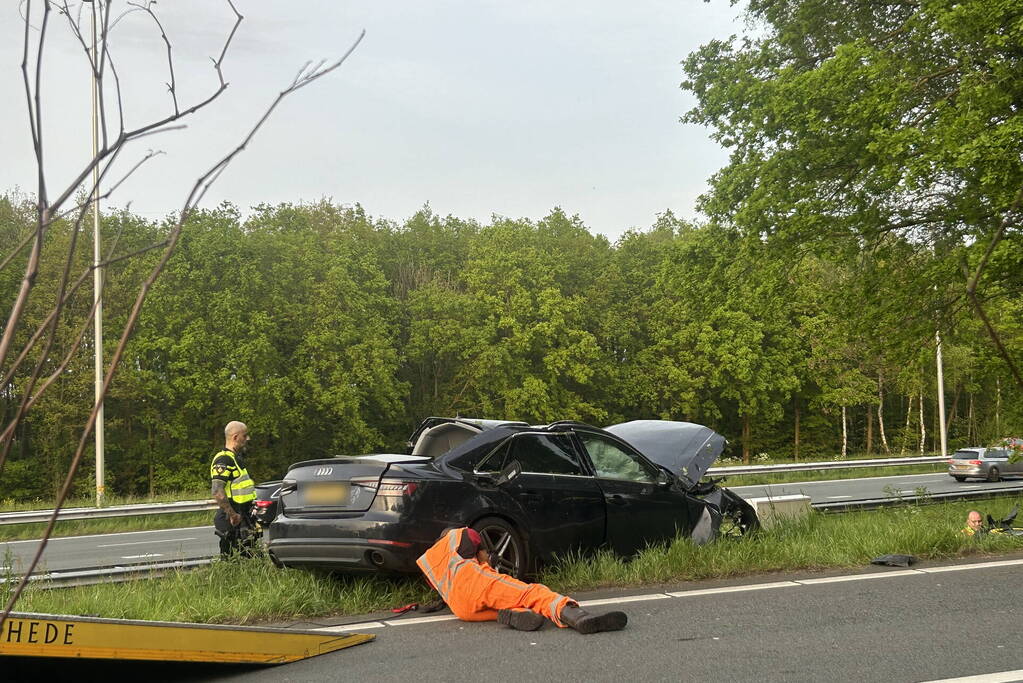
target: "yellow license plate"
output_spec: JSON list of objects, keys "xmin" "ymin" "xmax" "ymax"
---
[{"xmin": 304, "ymin": 483, "xmax": 349, "ymax": 505}]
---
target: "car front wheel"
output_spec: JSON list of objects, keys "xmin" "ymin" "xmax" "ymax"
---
[{"xmin": 472, "ymin": 516, "xmax": 528, "ymax": 579}]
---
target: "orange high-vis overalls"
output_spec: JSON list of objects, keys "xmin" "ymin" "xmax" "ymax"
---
[{"xmin": 416, "ymin": 528, "xmax": 572, "ymax": 627}]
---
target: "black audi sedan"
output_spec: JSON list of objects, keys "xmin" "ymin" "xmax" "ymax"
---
[{"xmin": 266, "ymin": 417, "xmax": 757, "ymax": 578}]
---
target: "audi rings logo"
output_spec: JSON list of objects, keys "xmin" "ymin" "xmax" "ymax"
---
[{"xmin": 314, "ymin": 467, "xmax": 333, "ymax": 476}]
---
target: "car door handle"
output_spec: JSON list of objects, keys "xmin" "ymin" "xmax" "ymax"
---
[{"xmin": 608, "ymin": 494, "xmax": 628, "ymax": 506}]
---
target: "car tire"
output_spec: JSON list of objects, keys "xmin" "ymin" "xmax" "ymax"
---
[
  {"xmin": 472, "ymin": 516, "xmax": 528, "ymax": 580},
  {"xmin": 952, "ymin": 475, "xmax": 967, "ymax": 482},
  {"xmin": 988, "ymin": 467, "xmax": 1001, "ymax": 482}
]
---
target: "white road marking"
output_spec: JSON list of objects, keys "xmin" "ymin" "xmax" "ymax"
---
[
  {"xmin": 1, "ymin": 526, "xmax": 211, "ymax": 545},
  {"xmin": 919, "ymin": 670, "xmax": 1023, "ymax": 683},
  {"xmin": 96, "ymin": 537, "xmax": 196, "ymax": 548},
  {"xmin": 578, "ymin": 593, "xmax": 671, "ymax": 607},
  {"xmin": 796, "ymin": 570, "xmax": 919, "ymax": 584},
  {"xmin": 316, "ymin": 622, "xmax": 387, "ymax": 632},
  {"xmin": 385, "ymin": 614, "xmax": 459, "ymax": 626},
  {"xmin": 827, "ymin": 495, "xmax": 853, "ymax": 499},
  {"xmin": 667, "ymin": 581, "xmax": 799, "ymax": 598},
  {"xmin": 121, "ymin": 553, "xmax": 163, "ymax": 559},
  {"xmin": 917, "ymin": 558, "xmax": 1023, "ymax": 574}
]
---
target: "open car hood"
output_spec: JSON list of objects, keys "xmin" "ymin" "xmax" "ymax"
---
[{"xmin": 604, "ymin": 420, "xmax": 725, "ymax": 487}]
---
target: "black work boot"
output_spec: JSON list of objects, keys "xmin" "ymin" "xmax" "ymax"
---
[
  {"xmin": 558, "ymin": 604, "xmax": 627, "ymax": 634},
  {"xmin": 497, "ymin": 609, "xmax": 546, "ymax": 631}
]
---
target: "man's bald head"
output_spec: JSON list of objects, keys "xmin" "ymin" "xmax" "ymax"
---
[
  {"xmin": 225, "ymin": 421, "xmax": 250, "ymax": 452},
  {"xmin": 967, "ymin": 510, "xmax": 983, "ymax": 531}
]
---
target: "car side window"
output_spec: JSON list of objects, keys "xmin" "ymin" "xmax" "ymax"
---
[
  {"xmin": 510, "ymin": 434, "xmax": 585, "ymax": 475},
  {"xmin": 580, "ymin": 433, "xmax": 657, "ymax": 483}
]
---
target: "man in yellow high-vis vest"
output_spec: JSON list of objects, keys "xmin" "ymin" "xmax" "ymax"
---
[{"xmin": 211, "ymin": 421, "xmax": 257, "ymax": 556}]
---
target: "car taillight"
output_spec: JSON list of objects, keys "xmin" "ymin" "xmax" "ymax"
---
[
  {"xmin": 970, "ymin": 460, "xmax": 983, "ymax": 465},
  {"xmin": 377, "ymin": 480, "xmax": 418, "ymax": 497},
  {"xmin": 254, "ymin": 500, "xmax": 273, "ymax": 508}
]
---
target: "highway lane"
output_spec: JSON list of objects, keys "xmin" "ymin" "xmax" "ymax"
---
[
  {"xmin": 3, "ymin": 472, "xmax": 1022, "ymax": 575},
  {"xmin": 0, "ymin": 527, "xmax": 218, "ymax": 575},
  {"xmin": 9, "ymin": 555, "xmax": 1023, "ymax": 681},
  {"xmin": 729, "ymin": 470, "xmax": 1023, "ymax": 503}
]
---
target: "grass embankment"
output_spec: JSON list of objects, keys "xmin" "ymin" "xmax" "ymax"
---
[
  {"xmin": 0, "ymin": 491, "xmax": 211, "ymax": 542},
  {"xmin": 727, "ymin": 461, "xmax": 947, "ymax": 487},
  {"xmin": 8, "ymin": 498, "xmax": 1020, "ymax": 624},
  {"xmin": 0, "ymin": 512, "xmax": 214, "ymax": 543},
  {"xmin": 0, "ymin": 491, "xmax": 208, "ymax": 512}
]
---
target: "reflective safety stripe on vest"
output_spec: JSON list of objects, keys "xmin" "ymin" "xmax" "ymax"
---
[
  {"xmin": 417, "ymin": 528, "xmax": 473, "ymax": 602},
  {"xmin": 211, "ymin": 450, "xmax": 256, "ymax": 504}
]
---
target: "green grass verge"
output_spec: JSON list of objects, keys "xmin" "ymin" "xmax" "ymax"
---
[
  {"xmin": 7, "ymin": 498, "xmax": 1020, "ymax": 624},
  {"xmin": 0, "ymin": 491, "xmax": 207, "ymax": 513},
  {"xmin": 537, "ymin": 497, "xmax": 1020, "ymax": 594},
  {"xmin": 726, "ymin": 462, "xmax": 947, "ymax": 486},
  {"xmin": 0, "ymin": 511, "xmax": 214, "ymax": 542},
  {"xmin": 6, "ymin": 554, "xmax": 434, "ymax": 625}
]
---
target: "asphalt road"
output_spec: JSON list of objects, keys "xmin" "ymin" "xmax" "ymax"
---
[
  {"xmin": 0, "ymin": 527, "xmax": 218, "ymax": 575},
  {"xmin": 3, "ymin": 472, "xmax": 1022, "ymax": 576},
  {"xmin": 8, "ymin": 554, "xmax": 1023, "ymax": 682}
]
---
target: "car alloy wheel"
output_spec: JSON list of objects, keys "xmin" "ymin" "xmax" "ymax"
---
[
  {"xmin": 988, "ymin": 467, "xmax": 1001, "ymax": 482},
  {"xmin": 472, "ymin": 516, "xmax": 526, "ymax": 579}
]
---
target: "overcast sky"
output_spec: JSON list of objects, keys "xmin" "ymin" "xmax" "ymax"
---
[{"xmin": 0, "ymin": 1, "xmax": 744, "ymax": 240}]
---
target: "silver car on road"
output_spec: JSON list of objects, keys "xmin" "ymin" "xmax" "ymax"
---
[{"xmin": 948, "ymin": 447, "xmax": 1021, "ymax": 482}]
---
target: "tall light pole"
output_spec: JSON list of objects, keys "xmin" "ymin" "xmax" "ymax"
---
[{"xmin": 90, "ymin": 1, "xmax": 105, "ymax": 506}]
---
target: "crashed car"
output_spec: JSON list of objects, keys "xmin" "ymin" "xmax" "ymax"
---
[{"xmin": 266, "ymin": 417, "xmax": 757, "ymax": 578}]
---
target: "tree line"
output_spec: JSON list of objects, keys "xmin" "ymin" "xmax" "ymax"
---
[{"xmin": 1, "ymin": 194, "xmax": 1019, "ymax": 500}]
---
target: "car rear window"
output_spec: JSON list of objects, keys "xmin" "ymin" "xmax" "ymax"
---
[{"xmin": 952, "ymin": 450, "xmax": 982, "ymax": 459}]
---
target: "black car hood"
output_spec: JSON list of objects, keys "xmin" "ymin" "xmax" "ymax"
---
[{"xmin": 604, "ymin": 420, "xmax": 725, "ymax": 487}]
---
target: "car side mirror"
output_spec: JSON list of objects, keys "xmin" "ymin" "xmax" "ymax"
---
[
  {"xmin": 656, "ymin": 470, "xmax": 672, "ymax": 488},
  {"xmin": 494, "ymin": 460, "xmax": 522, "ymax": 487}
]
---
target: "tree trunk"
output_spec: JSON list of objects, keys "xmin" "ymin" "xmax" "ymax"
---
[
  {"xmin": 742, "ymin": 414, "xmax": 751, "ymax": 464},
  {"xmin": 901, "ymin": 394, "xmax": 914, "ymax": 456},
  {"xmin": 968, "ymin": 391, "xmax": 975, "ymax": 444},
  {"xmin": 919, "ymin": 390, "xmax": 926, "ymax": 455},
  {"xmin": 841, "ymin": 405, "xmax": 848, "ymax": 459},
  {"xmin": 997, "ymin": 377, "xmax": 1002, "ymax": 437},
  {"xmin": 794, "ymin": 399, "xmax": 801, "ymax": 462},
  {"xmin": 865, "ymin": 403, "xmax": 874, "ymax": 454},
  {"xmin": 878, "ymin": 373, "xmax": 890, "ymax": 454},
  {"xmin": 945, "ymin": 383, "xmax": 961, "ymax": 439}
]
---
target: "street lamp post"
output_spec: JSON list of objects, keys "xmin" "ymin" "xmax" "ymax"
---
[{"xmin": 90, "ymin": 1, "xmax": 105, "ymax": 507}]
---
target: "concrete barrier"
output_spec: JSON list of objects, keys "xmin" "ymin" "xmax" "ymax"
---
[{"xmin": 745, "ymin": 494, "xmax": 812, "ymax": 528}]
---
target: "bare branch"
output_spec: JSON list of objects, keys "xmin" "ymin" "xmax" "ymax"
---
[
  {"xmin": 0, "ymin": 20, "xmax": 367, "ymax": 624},
  {"xmin": 963, "ymin": 183, "xmax": 1023, "ymax": 390},
  {"xmin": 127, "ymin": 1, "xmax": 179, "ymax": 114}
]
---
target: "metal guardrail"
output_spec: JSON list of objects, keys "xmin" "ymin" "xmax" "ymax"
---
[
  {"xmin": 706, "ymin": 455, "xmax": 948, "ymax": 476},
  {"xmin": 0, "ymin": 456, "xmax": 950, "ymax": 526},
  {"xmin": 0, "ymin": 558, "xmax": 214, "ymax": 589},
  {"xmin": 813, "ymin": 483, "xmax": 1023, "ymax": 512},
  {"xmin": 0, "ymin": 500, "xmax": 216, "ymax": 526}
]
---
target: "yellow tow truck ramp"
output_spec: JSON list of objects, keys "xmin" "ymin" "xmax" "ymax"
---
[{"xmin": 0, "ymin": 612, "xmax": 373, "ymax": 664}]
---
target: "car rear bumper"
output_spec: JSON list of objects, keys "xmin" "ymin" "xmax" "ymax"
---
[
  {"xmin": 949, "ymin": 466, "xmax": 984, "ymax": 478},
  {"xmin": 267, "ymin": 514, "xmax": 438, "ymax": 572}
]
